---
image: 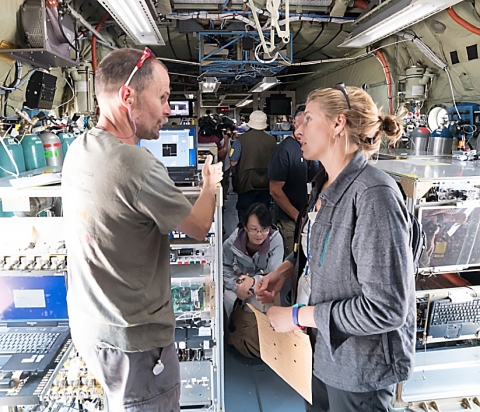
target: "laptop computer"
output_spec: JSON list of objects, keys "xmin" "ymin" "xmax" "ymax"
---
[
  {"xmin": 140, "ymin": 126, "xmax": 198, "ymax": 183},
  {"xmin": 0, "ymin": 273, "xmax": 70, "ymax": 373}
]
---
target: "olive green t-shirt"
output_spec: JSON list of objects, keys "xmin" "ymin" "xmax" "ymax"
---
[{"xmin": 62, "ymin": 128, "xmax": 192, "ymax": 351}]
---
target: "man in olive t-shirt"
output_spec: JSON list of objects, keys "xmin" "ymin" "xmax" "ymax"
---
[{"xmin": 62, "ymin": 48, "xmax": 222, "ymax": 412}]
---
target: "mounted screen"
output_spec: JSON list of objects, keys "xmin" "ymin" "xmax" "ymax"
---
[
  {"xmin": 170, "ymin": 100, "xmax": 192, "ymax": 117},
  {"xmin": 266, "ymin": 95, "xmax": 292, "ymax": 116}
]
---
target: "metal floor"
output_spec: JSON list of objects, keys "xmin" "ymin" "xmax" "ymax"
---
[{"xmin": 222, "ymin": 188, "xmax": 305, "ymax": 412}]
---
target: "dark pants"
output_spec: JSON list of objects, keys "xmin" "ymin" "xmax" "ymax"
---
[
  {"xmin": 306, "ymin": 375, "xmax": 394, "ymax": 412},
  {"xmin": 73, "ymin": 338, "xmax": 180, "ymax": 412},
  {"xmin": 236, "ymin": 189, "xmax": 271, "ymax": 222}
]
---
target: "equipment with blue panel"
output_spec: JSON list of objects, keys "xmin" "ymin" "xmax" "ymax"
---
[{"xmin": 448, "ymin": 102, "xmax": 480, "ymax": 139}]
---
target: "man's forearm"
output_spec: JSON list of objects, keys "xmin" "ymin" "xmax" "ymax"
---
[{"xmin": 271, "ymin": 190, "xmax": 298, "ymax": 221}]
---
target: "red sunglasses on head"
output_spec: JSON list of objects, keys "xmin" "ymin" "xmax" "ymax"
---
[{"xmin": 124, "ymin": 47, "xmax": 156, "ymax": 87}]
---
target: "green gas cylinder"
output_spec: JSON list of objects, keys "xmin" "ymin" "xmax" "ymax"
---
[
  {"xmin": 0, "ymin": 137, "xmax": 26, "ymax": 178},
  {"xmin": 58, "ymin": 132, "xmax": 76, "ymax": 156},
  {"xmin": 0, "ymin": 200, "xmax": 14, "ymax": 217},
  {"xmin": 21, "ymin": 133, "xmax": 47, "ymax": 171}
]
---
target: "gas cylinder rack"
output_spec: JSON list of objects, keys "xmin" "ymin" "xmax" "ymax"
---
[
  {"xmin": 0, "ymin": 171, "xmax": 225, "ymax": 412},
  {"xmin": 374, "ymin": 157, "xmax": 480, "ymax": 412}
]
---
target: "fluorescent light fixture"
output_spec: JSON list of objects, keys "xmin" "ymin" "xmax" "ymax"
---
[
  {"xmin": 97, "ymin": 0, "xmax": 165, "ymax": 46},
  {"xmin": 199, "ymin": 77, "xmax": 221, "ymax": 93},
  {"xmin": 339, "ymin": 0, "xmax": 463, "ymax": 48},
  {"xmin": 236, "ymin": 97, "xmax": 253, "ymax": 107},
  {"xmin": 184, "ymin": 94, "xmax": 195, "ymax": 99},
  {"xmin": 249, "ymin": 77, "xmax": 279, "ymax": 93}
]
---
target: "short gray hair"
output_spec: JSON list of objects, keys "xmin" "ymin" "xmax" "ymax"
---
[{"xmin": 95, "ymin": 48, "xmax": 166, "ymax": 97}]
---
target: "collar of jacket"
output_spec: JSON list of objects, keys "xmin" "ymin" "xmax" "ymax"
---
[
  {"xmin": 233, "ymin": 228, "xmax": 272, "ymax": 255},
  {"xmin": 312, "ymin": 151, "xmax": 367, "ymax": 206}
]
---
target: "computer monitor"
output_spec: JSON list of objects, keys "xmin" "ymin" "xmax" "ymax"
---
[
  {"xmin": 417, "ymin": 204, "xmax": 480, "ymax": 273},
  {"xmin": 266, "ymin": 95, "xmax": 292, "ymax": 116},
  {"xmin": 140, "ymin": 126, "xmax": 198, "ymax": 182},
  {"xmin": 169, "ymin": 100, "xmax": 193, "ymax": 117}
]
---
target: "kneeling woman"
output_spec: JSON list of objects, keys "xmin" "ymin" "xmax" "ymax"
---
[{"xmin": 223, "ymin": 203, "xmax": 284, "ymax": 357}]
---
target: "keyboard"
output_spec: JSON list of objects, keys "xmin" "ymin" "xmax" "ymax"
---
[
  {"xmin": 427, "ymin": 298, "xmax": 480, "ymax": 339},
  {"xmin": 0, "ymin": 332, "xmax": 60, "ymax": 354},
  {"xmin": 9, "ymin": 172, "xmax": 62, "ymax": 189}
]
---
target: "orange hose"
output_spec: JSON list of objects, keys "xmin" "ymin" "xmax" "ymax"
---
[
  {"xmin": 447, "ymin": 7, "xmax": 480, "ymax": 36},
  {"xmin": 92, "ymin": 12, "xmax": 110, "ymax": 74},
  {"xmin": 374, "ymin": 50, "xmax": 394, "ymax": 115},
  {"xmin": 353, "ymin": 0, "xmax": 369, "ymax": 10}
]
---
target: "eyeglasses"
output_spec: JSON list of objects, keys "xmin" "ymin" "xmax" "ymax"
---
[
  {"xmin": 332, "ymin": 82, "xmax": 352, "ymax": 110},
  {"xmin": 124, "ymin": 47, "xmax": 156, "ymax": 87},
  {"xmin": 246, "ymin": 226, "xmax": 270, "ymax": 235}
]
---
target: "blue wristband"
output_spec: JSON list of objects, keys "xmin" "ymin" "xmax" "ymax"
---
[{"xmin": 292, "ymin": 304, "xmax": 306, "ymax": 328}]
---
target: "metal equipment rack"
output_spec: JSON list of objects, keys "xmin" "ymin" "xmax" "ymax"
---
[
  {"xmin": 375, "ymin": 158, "xmax": 480, "ymax": 412},
  {"xmin": 0, "ymin": 171, "xmax": 225, "ymax": 412}
]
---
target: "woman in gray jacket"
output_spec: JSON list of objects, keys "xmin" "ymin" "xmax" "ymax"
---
[
  {"xmin": 223, "ymin": 203, "xmax": 283, "ymax": 357},
  {"xmin": 255, "ymin": 85, "xmax": 416, "ymax": 411}
]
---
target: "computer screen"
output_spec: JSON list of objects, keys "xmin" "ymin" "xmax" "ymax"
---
[
  {"xmin": 170, "ymin": 100, "xmax": 192, "ymax": 117},
  {"xmin": 266, "ymin": 95, "xmax": 292, "ymax": 115},
  {"xmin": 140, "ymin": 126, "xmax": 197, "ymax": 178},
  {"xmin": 0, "ymin": 275, "xmax": 68, "ymax": 322},
  {"xmin": 417, "ymin": 205, "xmax": 480, "ymax": 272}
]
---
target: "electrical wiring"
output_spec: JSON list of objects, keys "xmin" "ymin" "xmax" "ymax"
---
[
  {"xmin": 186, "ymin": 34, "xmax": 194, "ymax": 61},
  {"xmin": 309, "ymin": 24, "xmax": 343, "ymax": 57},
  {"xmin": 166, "ymin": 25, "xmax": 179, "ymax": 60},
  {"xmin": 288, "ymin": 38, "xmax": 412, "ymax": 66},
  {"xmin": 0, "ymin": 69, "xmax": 38, "ymax": 92},
  {"xmin": 0, "ymin": 62, "xmax": 30, "ymax": 92},
  {"xmin": 0, "ymin": 126, "xmax": 20, "ymax": 178},
  {"xmin": 54, "ymin": 77, "xmax": 76, "ymax": 112},
  {"xmin": 444, "ymin": 68, "xmax": 461, "ymax": 120},
  {"xmin": 292, "ymin": 20, "xmax": 303, "ymax": 43},
  {"xmin": 57, "ymin": 13, "xmax": 78, "ymax": 53},
  {"xmin": 294, "ymin": 23, "xmax": 325, "ymax": 58}
]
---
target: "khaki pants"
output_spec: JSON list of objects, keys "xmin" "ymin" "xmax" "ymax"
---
[
  {"xmin": 228, "ymin": 302, "xmax": 261, "ymax": 358},
  {"xmin": 278, "ymin": 218, "xmax": 296, "ymax": 258}
]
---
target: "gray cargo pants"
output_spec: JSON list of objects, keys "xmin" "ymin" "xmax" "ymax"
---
[
  {"xmin": 73, "ymin": 339, "xmax": 180, "ymax": 412},
  {"xmin": 306, "ymin": 374, "xmax": 394, "ymax": 412}
]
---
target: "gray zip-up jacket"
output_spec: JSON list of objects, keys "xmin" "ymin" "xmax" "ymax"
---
[
  {"xmin": 289, "ymin": 151, "xmax": 415, "ymax": 392},
  {"xmin": 223, "ymin": 228, "xmax": 284, "ymax": 291}
]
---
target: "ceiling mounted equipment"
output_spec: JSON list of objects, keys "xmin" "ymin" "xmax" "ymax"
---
[
  {"xmin": 338, "ymin": 0, "xmax": 463, "ymax": 48},
  {"xmin": 199, "ymin": 77, "xmax": 221, "ymax": 93},
  {"xmin": 97, "ymin": 0, "xmax": 165, "ymax": 45},
  {"xmin": 249, "ymin": 77, "xmax": 279, "ymax": 93}
]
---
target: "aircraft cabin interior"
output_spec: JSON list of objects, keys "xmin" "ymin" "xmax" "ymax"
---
[{"xmin": 0, "ymin": 0, "xmax": 480, "ymax": 411}]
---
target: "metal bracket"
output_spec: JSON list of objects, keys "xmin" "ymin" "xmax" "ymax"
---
[
  {"xmin": 461, "ymin": 398, "xmax": 473, "ymax": 409},
  {"xmin": 420, "ymin": 401, "xmax": 441, "ymax": 412}
]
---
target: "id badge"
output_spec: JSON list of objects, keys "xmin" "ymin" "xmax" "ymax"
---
[{"xmin": 297, "ymin": 271, "xmax": 311, "ymax": 306}]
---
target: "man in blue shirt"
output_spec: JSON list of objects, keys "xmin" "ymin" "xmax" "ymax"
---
[{"xmin": 268, "ymin": 105, "xmax": 309, "ymax": 257}]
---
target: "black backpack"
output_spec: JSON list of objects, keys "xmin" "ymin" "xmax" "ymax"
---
[{"xmin": 409, "ymin": 211, "xmax": 425, "ymax": 274}]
